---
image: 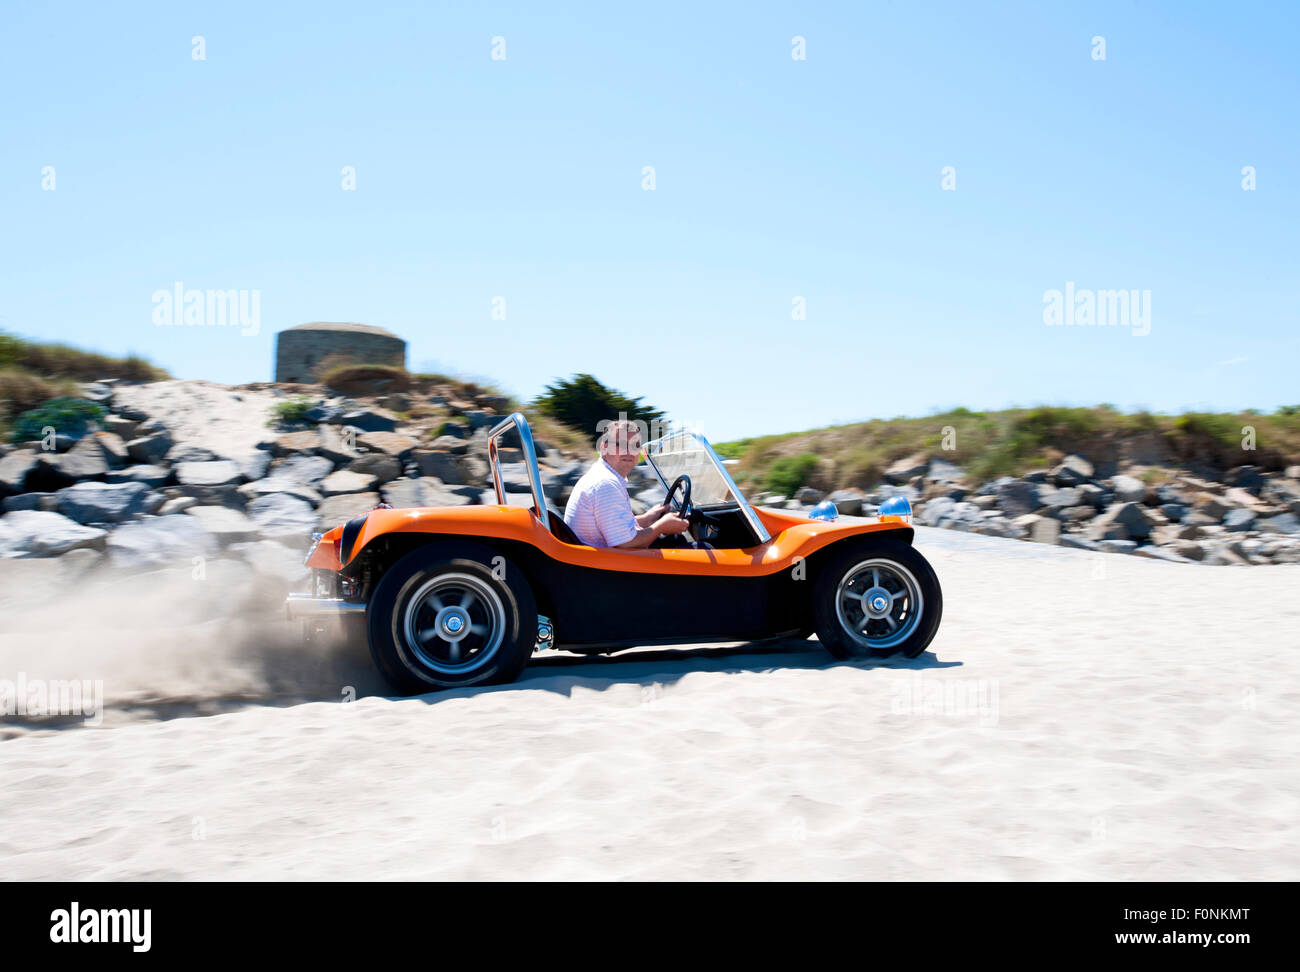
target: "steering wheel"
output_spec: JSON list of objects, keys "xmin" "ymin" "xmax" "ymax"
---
[{"xmin": 664, "ymin": 474, "xmax": 693, "ymax": 522}]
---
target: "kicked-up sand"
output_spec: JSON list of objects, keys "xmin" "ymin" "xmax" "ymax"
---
[{"xmin": 1, "ymin": 526, "xmax": 1297, "ymax": 879}]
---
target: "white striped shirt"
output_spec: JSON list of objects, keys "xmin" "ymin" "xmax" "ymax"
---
[{"xmin": 563, "ymin": 457, "xmax": 639, "ymax": 547}]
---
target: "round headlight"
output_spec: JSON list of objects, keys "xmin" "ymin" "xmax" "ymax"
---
[
  {"xmin": 878, "ymin": 495, "xmax": 912, "ymax": 524},
  {"xmin": 808, "ymin": 499, "xmax": 839, "ymax": 522}
]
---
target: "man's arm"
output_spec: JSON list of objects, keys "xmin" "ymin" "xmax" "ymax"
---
[
  {"xmin": 634, "ymin": 503, "xmax": 669, "ymax": 528},
  {"xmin": 615, "ymin": 512, "xmax": 691, "ymax": 548}
]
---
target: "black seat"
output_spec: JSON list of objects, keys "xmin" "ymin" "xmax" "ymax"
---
[{"xmin": 547, "ymin": 507, "xmax": 582, "ymax": 545}]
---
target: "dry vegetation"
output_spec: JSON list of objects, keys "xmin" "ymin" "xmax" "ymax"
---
[{"xmin": 718, "ymin": 405, "xmax": 1300, "ymax": 495}]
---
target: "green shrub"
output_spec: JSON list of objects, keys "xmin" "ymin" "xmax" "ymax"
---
[
  {"xmin": 270, "ymin": 396, "xmax": 316, "ymax": 426},
  {"xmin": 765, "ymin": 453, "xmax": 820, "ymax": 496},
  {"xmin": 11, "ymin": 397, "xmax": 106, "ymax": 443}
]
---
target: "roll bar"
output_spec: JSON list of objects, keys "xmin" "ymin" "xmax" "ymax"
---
[{"xmin": 487, "ymin": 412, "xmax": 548, "ymax": 522}]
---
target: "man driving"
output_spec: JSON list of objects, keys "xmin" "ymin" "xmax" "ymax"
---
[{"xmin": 564, "ymin": 419, "xmax": 692, "ymax": 548}]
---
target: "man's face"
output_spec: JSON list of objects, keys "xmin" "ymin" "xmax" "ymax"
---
[{"xmin": 601, "ymin": 431, "xmax": 642, "ymax": 477}]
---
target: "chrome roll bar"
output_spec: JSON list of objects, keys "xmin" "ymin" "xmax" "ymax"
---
[{"xmin": 487, "ymin": 412, "xmax": 548, "ymax": 522}]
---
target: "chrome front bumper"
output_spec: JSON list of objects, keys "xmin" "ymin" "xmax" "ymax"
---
[{"xmin": 285, "ymin": 594, "xmax": 367, "ymax": 619}]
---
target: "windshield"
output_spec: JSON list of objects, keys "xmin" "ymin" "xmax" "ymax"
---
[
  {"xmin": 645, "ymin": 431, "xmax": 737, "ymax": 506},
  {"xmin": 643, "ymin": 430, "xmax": 771, "ymax": 543}
]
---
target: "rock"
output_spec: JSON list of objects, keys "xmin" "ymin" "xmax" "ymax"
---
[
  {"xmin": 54, "ymin": 481, "xmax": 163, "ymax": 524},
  {"xmin": 1050, "ymin": 455, "xmax": 1094, "ymax": 487},
  {"xmin": 1013, "ymin": 513, "xmax": 1060, "ymax": 545},
  {"xmin": 316, "ymin": 492, "xmax": 383, "ymax": 527},
  {"xmin": 437, "ymin": 421, "xmax": 470, "ymax": 439},
  {"xmin": 994, "ymin": 480, "xmax": 1043, "ymax": 517},
  {"xmin": 166, "ymin": 444, "xmax": 220, "ymax": 463},
  {"xmin": 357, "ymin": 431, "xmax": 418, "ymax": 459},
  {"xmin": 1202, "ymin": 545, "xmax": 1249, "ymax": 567},
  {"xmin": 339, "ymin": 408, "xmax": 398, "ymax": 433},
  {"xmin": 1222, "ymin": 508, "xmax": 1257, "ymax": 532},
  {"xmin": 2, "ymin": 492, "xmax": 57, "ymax": 513},
  {"xmin": 1170, "ymin": 540, "xmax": 1205, "ymax": 561},
  {"xmin": 345, "ymin": 454, "xmax": 402, "ymax": 483},
  {"xmin": 1098, "ymin": 539, "xmax": 1138, "ymax": 554},
  {"xmin": 320, "ymin": 470, "xmax": 379, "ymax": 496},
  {"xmin": 0, "ymin": 452, "xmax": 38, "ymax": 496},
  {"xmin": 1040, "ymin": 486, "xmax": 1082, "ymax": 508},
  {"xmin": 104, "ymin": 464, "xmax": 172, "ymax": 488},
  {"xmin": 316, "ymin": 425, "xmax": 360, "ymax": 465},
  {"xmin": 0, "ymin": 511, "xmax": 108, "ymax": 557},
  {"xmin": 238, "ymin": 451, "xmax": 273, "ymax": 481},
  {"xmin": 1088, "ymin": 501, "xmax": 1153, "ymax": 541},
  {"xmin": 237, "ymin": 479, "xmax": 323, "ymax": 506},
  {"xmin": 159, "ymin": 496, "xmax": 198, "ymax": 515},
  {"xmin": 79, "ymin": 381, "xmax": 114, "ymax": 404},
  {"xmin": 381, "ymin": 478, "xmax": 474, "ymax": 509},
  {"xmin": 794, "ymin": 487, "xmax": 824, "ymax": 504},
  {"xmin": 106, "ymin": 515, "xmax": 219, "ymax": 569},
  {"xmin": 1159, "ymin": 502, "xmax": 1188, "ymax": 522},
  {"xmin": 1192, "ymin": 493, "xmax": 1230, "ymax": 521},
  {"xmin": 1132, "ymin": 546, "xmax": 1193, "ymax": 563},
  {"xmin": 464, "ymin": 409, "xmax": 495, "ymax": 430},
  {"xmin": 184, "ymin": 505, "xmax": 260, "ymax": 545},
  {"xmin": 428, "ymin": 435, "xmax": 469, "ymax": 455},
  {"xmin": 884, "ymin": 452, "xmax": 929, "ymax": 484},
  {"xmin": 273, "ymin": 430, "xmax": 323, "ymax": 456},
  {"xmin": 270, "ymin": 454, "xmax": 334, "ymax": 485},
  {"xmin": 412, "ymin": 451, "xmax": 466, "ymax": 483},
  {"xmin": 1023, "ymin": 469, "xmax": 1051, "ymax": 484},
  {"xmin": 827, "ymin": 489, "xmax": 865, "ymax": 516},
  {"xmin": 174, "ymin": 460, "xmax": 244, "ymax": 487},
  {"xmin": 103, "ymin": 415, "xmax": 140, "ymax": 439},
  {"xmin": 246, "ymin": 493, "xmax": 319, "ymax": 545},
  {"xmin": 927, "ymin": 459, "xmax": 965, "ymax": 483},
  {"xmin": 1111, "ymin": 475, "xmax": 1148, "ymax": 504},
  {"xmin": 125, "ymin": 432, "xmax": 173, "ymax": 463},
  {"xmin": 1060, "ymin": 505, "xmax": 1098, "ymax": 522},
  {"xmin": 164, "ymin": 484, "xmax": 246, "ymax": 510},
  {"xmin": 1225, "ymin": 465, "xmax": 1265, "ymax": 493},
  {"xmin": 67, "ymin": 431, "xmax": 127, "ymax": 471},
  {"xmin": 1059, "ymin": 535, "xmax": 1100, "ymax": 551},
  {"xmin": 1077, "ymin": 484, "xmax": 1108, "ymax": 508},
  {"xmin": 1257, "ymin": 512, "xmax": 1299, "ymax": 535}
]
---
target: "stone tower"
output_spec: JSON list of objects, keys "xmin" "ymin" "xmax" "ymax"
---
[{"xmin": 274, "ymin": 322, "xmax": 407, "ymax": 383}]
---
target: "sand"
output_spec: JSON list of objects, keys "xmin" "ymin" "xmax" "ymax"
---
[{"xmin": 1, "ymin": 526, "xmax": 1297, "ymax": 880}]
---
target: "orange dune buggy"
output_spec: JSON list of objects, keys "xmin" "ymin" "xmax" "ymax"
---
[{"xmin": 287, "ymin": 413, "xmax": 942, "ymax": 694}]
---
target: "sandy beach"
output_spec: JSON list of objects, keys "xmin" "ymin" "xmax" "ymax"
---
[{"xmin": 2, "ymin": 526, "xmax": 1297, "ymax": 880}]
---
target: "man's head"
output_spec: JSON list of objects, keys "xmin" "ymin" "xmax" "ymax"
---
[{"xmin": 598, "ymin": 419, "xmax": 643, "ymax": 477}]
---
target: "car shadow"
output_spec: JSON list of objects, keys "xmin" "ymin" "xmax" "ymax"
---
[{"xmin": 407, "ymin": 636, "xmax": 961, "ymax": 706}]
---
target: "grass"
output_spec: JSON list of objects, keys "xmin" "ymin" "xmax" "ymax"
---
[
  {"xmin": 0, "ymin": 330, "xmax": 169, "ymax": 441},
  {"xmin": 717, "ymin": 405, "xmax": 1300, "ymax": 493}
]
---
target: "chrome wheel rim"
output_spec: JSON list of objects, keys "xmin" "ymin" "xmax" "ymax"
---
[
  {"xmin": 834, "ymin": 558, "xmax": 924, "ymax": 651},
  {"xmin": 402, "ymin": 572, "xmax": 505, "ymax": 674}
]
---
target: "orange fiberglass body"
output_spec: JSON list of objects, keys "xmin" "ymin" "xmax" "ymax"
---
[
  {"xmin": 289, "ymin": 412, "xmax": 941, "ymax": 694},
  {"xmin": 308, "ymin": 503, "xmax": 912, "ymax": 577}
]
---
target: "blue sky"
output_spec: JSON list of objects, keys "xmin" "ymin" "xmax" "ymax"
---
[{"xmin": 2, "ymin": 1, "xmax": 1296, "ymax": 441}]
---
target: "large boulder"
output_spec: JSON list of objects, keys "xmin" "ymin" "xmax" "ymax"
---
[
  {"xmin": 54, "ymin": 481, "xmax": 163, "ymax": 524},
  {"xmin": 104, "ymin": 464, "xmax": 173, "ymax": 488},
  {"xmin": 319, "ymin": 469, "xmax": 379, "ymax": 496},
  {"xmin": 106, "ymin": 515, "xmax": 219, "ymax": 569},
  {"xmin": 271, "ymin": 454, "xmax": 334, "ymax": 485},
  {"xmin": 346, "ymin": 454, "xmax": 402, "ymax": 483},
  {"xmin": 246, "ymin": 493, "xmax": 319, "ymax": 545},
  {"xmin": 174, "ymin": 460, "xmax": 244, "ymax": 487},
  {"xmin": 993, "ymin": 480, "xmax": 1043, "ymax": 517},
  {"xmin": 1050, "ymin": 455, "xmax": 1094, "ymax": 487},
  {"xmin": 412, "ymin": 451, "xmax": 466, "ymax": 483},
  {"xmin": 0, "ymin": 452, "xmax": 38, "ymax": 497},
  {"xmin": 827, "ymin": 488, "xmax": 865, "ymax": 516},
  {"xmin": 357, "ymin": 431, "xmax": 418, "ymax": 459},
  {"xmin": 0, "ymin": 511, "xmax": 108, "ymax": 558},
  {"xmin": 1087, "ymin": 501, "xmax": 1153, "ymax": 541},
  {"xmin": 1258, "ymin": 512, "xmax": 1300, "ymax": 535},
  {"xmin": 125, "ymin": 431, "xmax": 173, "ymax": 463},
  {"xmin": 381, "ymin": 478, "xmax": 474, "ymax": 509},
  {"xmin": 316, "ymin": 492, "xmax": 383, "ymax": 527},
  {"xmin": 338, "ymin": 408, "xmax": 398, "ymax": 433},
  {"xmin": 1110, "ymin": 474, "xmax": 1148, "ymax": 504},
  {"xmin": 884, "ymin": 452, "xmax": 929, "ymax": 485},
  {"xmin": 1222, "ymin": 508, "xmax": 1258, "ymax": 532}
]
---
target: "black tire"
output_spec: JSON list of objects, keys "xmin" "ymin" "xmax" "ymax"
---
[
  {"xmin": 366, "ymin": 541, "xmax": 537, "ymax": 695},
  {"xmin": 813, "ymin": 537, "xmax": 942, "ymax": 660}
]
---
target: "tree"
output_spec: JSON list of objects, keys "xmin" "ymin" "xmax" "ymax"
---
[{"xmin": 533, "ymin": 374, "xmax": 665, "ymax": 444}]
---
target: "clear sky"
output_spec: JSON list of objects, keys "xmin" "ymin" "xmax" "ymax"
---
[{"xmin": 2, "ymin": 1, "xmax": 1296, "ymax": 441}]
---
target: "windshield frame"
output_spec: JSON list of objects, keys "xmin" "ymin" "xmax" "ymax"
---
[{"xmin": 642, "ymin": 430, "xmax": 772, "ymax": 545}]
